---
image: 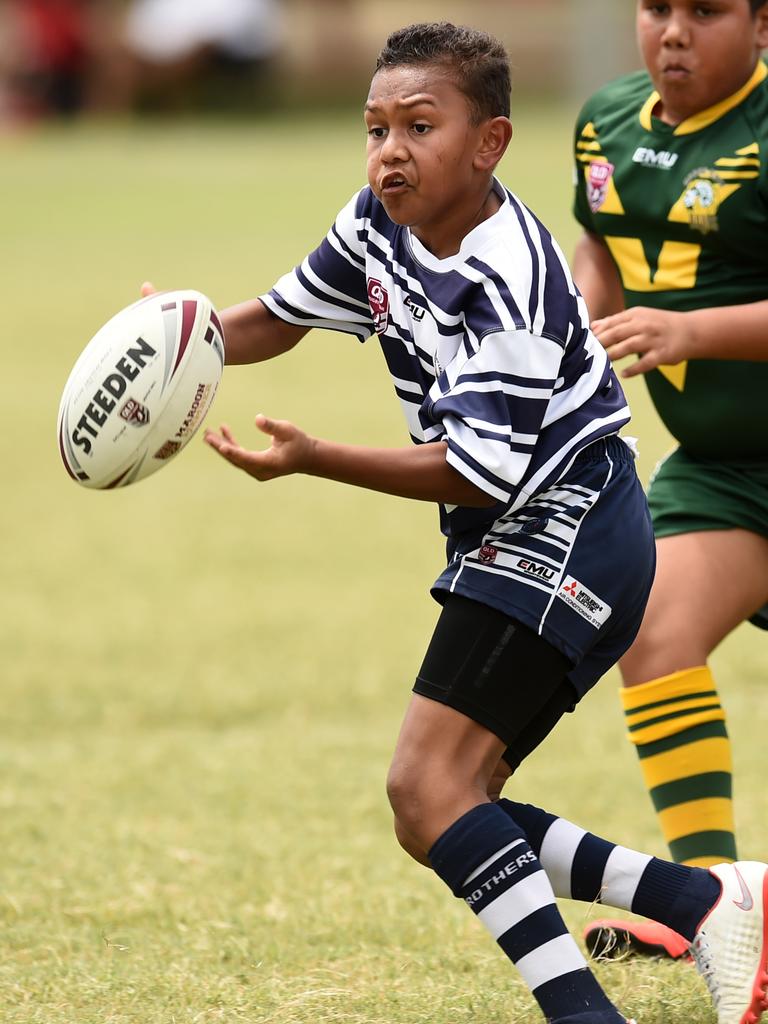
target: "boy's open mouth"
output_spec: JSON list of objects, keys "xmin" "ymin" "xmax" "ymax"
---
[{"xmin": 381, "ymin": 173, "xmax": 410, "ymax": 193}]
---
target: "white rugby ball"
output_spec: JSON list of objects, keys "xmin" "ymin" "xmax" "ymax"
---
[{"xmin": 57, "ymin": 289, "xmax": 225, "ymax": 489}]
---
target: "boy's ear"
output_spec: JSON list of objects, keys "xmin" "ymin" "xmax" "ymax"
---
[
  {"xmin": 756, "ymin": 4, "xmax": 768, "ymax": 49},
  {"xmin": 473, "ymin": 117, "xmax": 513, "ymax": 173}
]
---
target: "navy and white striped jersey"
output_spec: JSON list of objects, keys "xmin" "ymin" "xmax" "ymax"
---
[{"xmin": 261, "ymin": 178, "xmax": 630, "ymax": 538}]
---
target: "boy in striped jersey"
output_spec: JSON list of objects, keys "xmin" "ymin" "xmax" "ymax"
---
[
  {"xmin": 195, "ymin": 21, "xmax": 768, "ymax": 1024},
  {"xmin": 572, "ymin": 0, "xmax": 768, "ymax": 962}
]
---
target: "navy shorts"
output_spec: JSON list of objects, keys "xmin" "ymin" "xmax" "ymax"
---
[{"xmin": 431, "ymin": 436, "xmax": 656, "ymax": 699}]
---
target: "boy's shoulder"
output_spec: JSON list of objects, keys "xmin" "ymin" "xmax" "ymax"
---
[
  {"xmin": 576, "ymin": 69, "xmax": 654, "ymax": 131},
  {"xmin": 739, "ymin": 60, "xmax": 768, "ymax": 125}
]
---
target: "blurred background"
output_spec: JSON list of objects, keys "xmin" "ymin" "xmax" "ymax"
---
[
  {"xmin": 0, "ymin": 0, "xmax": 638, "ymax": 122},
  {"xmin": 5, "ymin": 5, "xmax": 765, "ymax": 1023}
]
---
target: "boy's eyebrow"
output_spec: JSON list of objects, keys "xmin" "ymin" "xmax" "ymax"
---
[{"xmin": 365, "ymin": 94, "xmax": 438, "ymax": 112}]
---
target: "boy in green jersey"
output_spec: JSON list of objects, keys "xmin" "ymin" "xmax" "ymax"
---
[{"xmin": 573, "ymin": 0, "xmax": 768, "ymax": 960}]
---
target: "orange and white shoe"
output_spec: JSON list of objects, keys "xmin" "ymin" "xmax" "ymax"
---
[
  {"xmin": 584, "ymin": 918, "xmax": 690, "ymax": 960},
  {"xmin": 691, "ymin": 861, "xmax": 768, "ymax": 1024}
]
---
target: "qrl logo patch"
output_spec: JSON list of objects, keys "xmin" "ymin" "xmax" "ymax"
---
[
  {"xmin": 367, "ymin": 278, "xmax": 390, "ymax": 335},
  {"xmin": 478, "ymin": 545, "xmax": 498, "ymax": 564},
  {"xmin": 558, "ymin": 575, "xmax": 612, "ymax": 629},
  {"xmin": 587, "ymin": 161, "xmax": 615, "ymax": 213},
  {"xmin": 119, "ymin": 398, "xmax": 150, "ymax": 427}
]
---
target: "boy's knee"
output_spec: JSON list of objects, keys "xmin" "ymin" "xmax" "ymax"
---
[
  {"xmin": 386, "ymin": 757, "xmax": 465, "ymax": 846},
  {"xmin": 392, "ymin": 816, "xmax": 431, "ymax": 866},
  {"xmin": 386, "ymin": 758, "xmax": 422, "ymax": 824}
]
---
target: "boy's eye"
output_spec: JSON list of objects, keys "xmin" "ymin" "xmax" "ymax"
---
[
  {"xmin": 367, "ymin": 126, "xmax": 387, "ymax": 139},
  {"xmin": 412, "ymin": 123, "xmax": 431, "ymax": 135}
]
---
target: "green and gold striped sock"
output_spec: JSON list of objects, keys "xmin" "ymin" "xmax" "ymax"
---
[{"xmin": 622, "ymin": 666, "xmax": 736, "ymax": 867}]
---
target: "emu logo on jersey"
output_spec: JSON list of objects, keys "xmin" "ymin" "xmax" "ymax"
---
[
  {"xmin": 516, "ymin": 558, "xmax": 555, "ymax": 581},
  {"xmin": 586, "ymin": 161, "xmax": 615, "ymax": 213},
  {"xmin": 404, "ymin": 294, "xmax": 426, "ymax": 322},
  {"xmin": 558, "ymin": 575, "xmax": 612, "ymax": 629},
  {"xmin": 632, "ymin": 147, "xmax": 678, "ymax": 170},
  {"xmin": 367, "ymin": 278, "xmax": 390, "ymax": 334}
]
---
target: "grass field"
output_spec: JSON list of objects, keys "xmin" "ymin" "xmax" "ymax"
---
[{"xmin": 2, "ymin": 103, "xmax": 766, "ymax": 1024}]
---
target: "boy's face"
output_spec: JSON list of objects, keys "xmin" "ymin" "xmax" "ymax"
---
[
  {"xmin": 637, "ymin": 0, "xmax": 768, "ymax": 123},
  {"xmin": 364, "ymin": 65, "xmax": 502, "ymax": 255}
]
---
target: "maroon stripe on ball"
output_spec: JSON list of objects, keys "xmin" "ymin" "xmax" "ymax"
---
[
  {"xmin": 170, "ymin": 300, "xmax": 198, "ymax": 378},
  {"xmin": 58, "ymin": 418, "xmax": 79, "ymax": 480},
  {"xmin": 161, "ymin": 302, "xmax": 176, "ymax": 312},
  {"xmin": 210, "ymin": 310, "xmax": 225, "ymax": 339},
  {"xmin": 105, "ymin": 465, "xmax": 135, "ymax": 489}
]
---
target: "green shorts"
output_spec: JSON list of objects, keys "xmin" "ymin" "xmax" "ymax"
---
[{"xmin": 648, "ymin": 447, "xmax": 768, "ymax": 629}]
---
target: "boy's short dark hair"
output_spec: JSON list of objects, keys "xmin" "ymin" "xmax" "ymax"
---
[
  {"xmin": 375, "ymin": 22, "xmax": 511, "ymax": 123},
  {"xmin": 751, "ymin": 0, "xmax": 768, "ymax": 11}
]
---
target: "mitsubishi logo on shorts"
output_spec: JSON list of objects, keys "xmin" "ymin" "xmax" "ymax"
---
[{"xmin": 558, "ymin": 575, "xmax": 612, "ymax": 629}]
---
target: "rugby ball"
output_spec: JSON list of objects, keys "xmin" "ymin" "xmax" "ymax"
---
[{"xmin": 57, "ymin": 289, "xmax": 225, "ymax": 489}]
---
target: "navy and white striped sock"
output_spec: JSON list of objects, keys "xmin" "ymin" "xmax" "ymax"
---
[
  {"xmin": 429, "ymin": 803, "xmax": 622, "ymax": 1023},
  {"xmin": 499, "ymin": 799, "xmax": 720, "ymax": 940}
]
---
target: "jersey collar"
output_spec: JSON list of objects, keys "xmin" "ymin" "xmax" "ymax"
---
[
  {"xmin": 639, "ymin": 59, "xmax": 767, "ymax": 135},
  {"xmin": 406, "ymin": 178, "xmax": 509, "ymax": 271}
]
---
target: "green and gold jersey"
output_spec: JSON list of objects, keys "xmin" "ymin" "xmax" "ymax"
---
[{"xmin": 573, "ymin": 62, "xmax": 768, "ymax": 459}]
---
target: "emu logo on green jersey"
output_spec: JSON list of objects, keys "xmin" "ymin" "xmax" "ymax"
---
[{"xmin": 632, "ymin": 147, "xmax": 678, "ymax": 170}]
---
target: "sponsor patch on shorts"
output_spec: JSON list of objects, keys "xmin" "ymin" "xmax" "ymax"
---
[{"xmin": 557, "ymin": 575, "xmax": 612, "ymax": 628}]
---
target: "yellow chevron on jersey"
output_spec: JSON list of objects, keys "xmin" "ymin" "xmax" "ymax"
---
[
  {"xmin": 657, "ymin": 362, "xmax": 688, "ymax": 391},
  {"xmin": 604, "ymin": 237, "xmax": 701, "ymax": 292}
]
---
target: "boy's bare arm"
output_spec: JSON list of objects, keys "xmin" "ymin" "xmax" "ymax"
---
[
  {"xmin": 141, "ymin": 284, "xmax": 307, "ymax": 364},
  {"xmin": 205, "ymin": 416, "xmax": 498, "ymax": 508},
  {"xmin": 593, "ymin": 300, "xmax": 768, "ymax": 378},
  {"xmin": 219, "ymin": 298, "xmax": 308, "ymax": 364},
  {"xmin": 570, "ymin": 240, "xmax": 768, "ymax": 376},
  {"xmin": 572, "ymin": 231, "xmax": 624, "ymax": 321}
]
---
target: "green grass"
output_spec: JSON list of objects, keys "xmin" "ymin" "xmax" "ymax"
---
[{"xmin": 1, "ymin": 106, "xmax": 766, "ymax": 1023}]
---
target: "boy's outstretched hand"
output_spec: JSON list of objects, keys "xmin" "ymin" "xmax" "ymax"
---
[
  {"xmin": 204, "ymin": 415, "xmax": 315, "ymax": 481},
  {"xmin": 590, "ymin": 306, "xmax": 693, "ymax": 378}
]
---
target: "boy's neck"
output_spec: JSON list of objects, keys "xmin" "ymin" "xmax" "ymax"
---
[
  {"xmin": 412, "ymin": 181, "xmax": 502, "ymax": 260},
  {"xmin": 653, "ymin": 57, "xmax": 764, "ymax": 127}
]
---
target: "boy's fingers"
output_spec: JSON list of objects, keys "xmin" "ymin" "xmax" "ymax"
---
[
  {"xmin": 256, "ymin": 415, "xmax": 296, "ymax": 441},
  {"xmin": 204, "ymin": 428, "xmax": 224, "ymax": 448},
  {"xmin": 140, "ymin": 281, "xmax": 157, "ymax": 297}
]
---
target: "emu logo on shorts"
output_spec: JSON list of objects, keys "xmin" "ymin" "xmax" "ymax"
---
[
  {"xmin": 587, "ymin": 161, "xmax": 615, "ymax": 213},
  {"xmin": 558, "ymin": 575, "xmax": 612, "ymax": 628},
  {"xmin": 367, "ymin": 278, "xmax": 390, "ymax": 335}
]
